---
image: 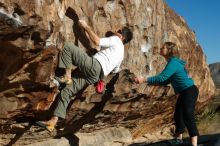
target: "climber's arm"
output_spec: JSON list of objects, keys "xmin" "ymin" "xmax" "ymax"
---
[{"xmin": 79, "ymin": 20, "xmax": 100, "ymax": 46}]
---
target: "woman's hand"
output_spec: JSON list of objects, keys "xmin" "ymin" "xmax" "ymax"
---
[{"xmin": 133, "ymin": 75, "xmax": 146, "ymax": 84}]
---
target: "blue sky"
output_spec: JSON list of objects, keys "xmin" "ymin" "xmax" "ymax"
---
[{"xmin": 165, "ymin": 0, "xmax": 220, "ymax": 64}]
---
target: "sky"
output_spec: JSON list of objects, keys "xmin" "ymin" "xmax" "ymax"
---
[{"xmin": 165, "ymin": 0, "xmax": 220, "ymax": 64}]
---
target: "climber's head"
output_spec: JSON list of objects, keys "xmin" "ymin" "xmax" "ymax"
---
[{"xmin": 115, "ymin": 27, "xmax": 133, "ymax": 44}]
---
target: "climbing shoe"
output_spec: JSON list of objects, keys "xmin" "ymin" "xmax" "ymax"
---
[
  {"xmin": 35, "ymin": 121, "xmax": 55, "ymax": 132},
  {"xmin": 57, "ymin": 76, "xmax": 72, "ymax": 85}
]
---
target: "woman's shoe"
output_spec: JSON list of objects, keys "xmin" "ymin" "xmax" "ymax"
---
[{"xmin": 167, "ymin": 139, "xmax": 184, "ymax": 145}]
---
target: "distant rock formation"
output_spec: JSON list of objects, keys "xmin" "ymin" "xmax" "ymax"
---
[
  {"xmin": 209, "ymin": 62, "xmax": 220, "ymax": 87},
  {"xmin": 0, "ymin": 0, "xmax": 216, "ymax": 145}
]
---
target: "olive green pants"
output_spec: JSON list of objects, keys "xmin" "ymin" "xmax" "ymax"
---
[{"xmin": 54, "ymin": 42, "xmax": 102, "ymax": 119}]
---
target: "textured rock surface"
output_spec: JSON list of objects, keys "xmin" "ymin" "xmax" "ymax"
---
[
  {"xmin": 0, "ymin": 0, "xmax": 216, "ymax": 145},
  {"xmin": 209, "ymin": 62, "xmax": 220, "ymax": 86},
  {"xmin": 209, "ymin": 62, "xmax": 220, "ymax": 105}
]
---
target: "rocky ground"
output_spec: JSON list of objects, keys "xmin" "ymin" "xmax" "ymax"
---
[
  {"xmin": 1, "ymin": 84, "xmax": 219, "ymax": 146},
  {"xmin": 0, "ymin": 96, "xmax": 219, "ymax": 146}
]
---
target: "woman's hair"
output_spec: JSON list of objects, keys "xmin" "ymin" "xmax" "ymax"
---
[{"xmin": 161, "ymin": 42, "xmax": 179, "ymax": 58}]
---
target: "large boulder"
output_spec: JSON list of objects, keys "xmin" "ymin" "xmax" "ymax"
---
[{"xmin": 0, "ymin": 0, "xmax": 215, "ymax": 145}]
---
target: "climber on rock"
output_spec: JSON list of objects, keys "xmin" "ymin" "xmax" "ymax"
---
[
  {"xmin": 35, "ymin": 20, "xmax": 133, "ymax": 132},
  {"xmin": 133, "ymin": 42, "xmax": 199, "ymax": 146}
]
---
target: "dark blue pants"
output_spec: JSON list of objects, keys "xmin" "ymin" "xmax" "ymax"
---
[{"xmin": 174, "ymin": 85, "xmax": 199, "ymax": 137}]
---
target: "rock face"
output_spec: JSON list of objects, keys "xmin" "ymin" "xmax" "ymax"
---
[
  {"xmin": 209, "ymin": 62, "xmax": 220, "ymax": 107},
  {"xmin": 209, "ymin": 62, "xmax": 220, "ymax": 87},
  {"xmin": 0, "ymin": 0, "xmax": 216, "ymax": 145}
]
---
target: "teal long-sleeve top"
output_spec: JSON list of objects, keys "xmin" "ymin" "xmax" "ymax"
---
[{"xmin": 147, "ymin": 57, "xmax": 194, "ymax": 93}]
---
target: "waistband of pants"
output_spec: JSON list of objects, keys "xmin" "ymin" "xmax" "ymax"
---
[
  {"xmin": 93, "ymin": 57, "xmax": 104, "ymax": 80},
  {"xmin": 179, "ymin": 85, "xmax": 197, "ymax": 95}
]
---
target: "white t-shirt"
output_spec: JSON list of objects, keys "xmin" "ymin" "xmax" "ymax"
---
[{"xmin": 93, "ymin": 36, "xmax": 124, "ymax": 76}]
